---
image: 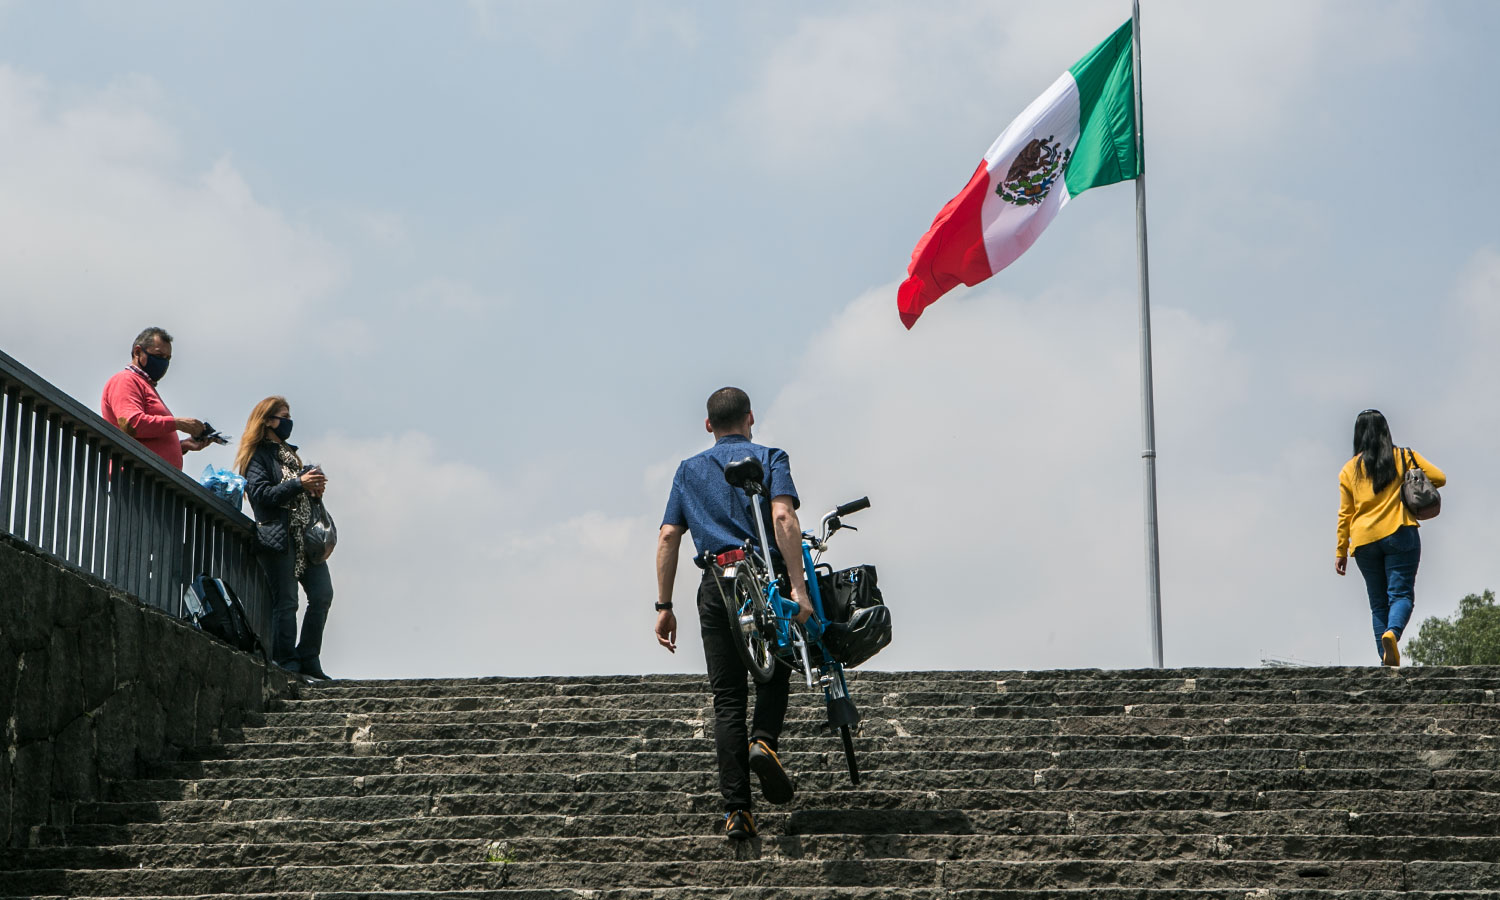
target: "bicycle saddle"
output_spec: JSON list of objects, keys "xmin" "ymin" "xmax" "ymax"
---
[{"xmin": 723, "ymin": 456, "xmax": 768, "ymax": 495}]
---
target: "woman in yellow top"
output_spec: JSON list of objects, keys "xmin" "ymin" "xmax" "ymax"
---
[{"xmin": 1335, "ymin": 410, "xmax": 1445, "ymax": 667}]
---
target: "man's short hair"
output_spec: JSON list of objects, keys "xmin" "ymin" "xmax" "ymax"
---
[
  {"xmin": 707, "ymin": 387, "xmax": 752, "ymax": 429},
  {"xmin": 133, "ymin": 327, "xmax": 173, "ymax": 351}
]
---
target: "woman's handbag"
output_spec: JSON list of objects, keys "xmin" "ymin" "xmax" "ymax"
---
[
  {"xmin": 304, "ymin": 500, "xmax": 338, "ymax": 563},
  {"xmin": 1401, "ymin": 448, "xmax": 1441, "ymax": 520}
]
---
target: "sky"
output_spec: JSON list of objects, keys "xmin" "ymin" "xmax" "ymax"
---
[{"xmin": 2, "ymin": 0, "xmax": 1498, "ymax": 678}]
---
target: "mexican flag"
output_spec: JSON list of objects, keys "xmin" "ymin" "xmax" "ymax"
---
[{"xmin": 898, "ymin": 20, "xmax": 1141, "ymax": 329}]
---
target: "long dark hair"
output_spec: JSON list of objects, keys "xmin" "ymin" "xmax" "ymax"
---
[
  {"xmin": 1353, "ymin": 409, "xmax": 1398, "ymax": 493},
  {"xmin": 235, "ymin": 395, "xmax": 289, "ymax": 476}
]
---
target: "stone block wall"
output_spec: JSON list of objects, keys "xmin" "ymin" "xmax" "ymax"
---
[{"xmin": 0, "ymin": 533, "xmax": 295, "ymax": 847}]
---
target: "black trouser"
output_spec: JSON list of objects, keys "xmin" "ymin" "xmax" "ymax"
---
[
  {"xmin": 697, "ymin": 568, "xmax": 790, "ymax": 812},
  {"xmin": 257, "ymin": 546, "xmax": 334, "ymax": 667}
]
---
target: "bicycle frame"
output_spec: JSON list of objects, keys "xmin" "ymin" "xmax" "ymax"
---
[
  {"xmin": 740, "ymin": 497, "xmax": 860, "ymax": 728},
  {"xmin": 711, "ymin": 465, "xmax": 871, "ymax": 784}
]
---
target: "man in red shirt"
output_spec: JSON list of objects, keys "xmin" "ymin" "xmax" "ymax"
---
[{"xmin": 100, "ymin": 327, "xmax": 212, "ymax": 470}]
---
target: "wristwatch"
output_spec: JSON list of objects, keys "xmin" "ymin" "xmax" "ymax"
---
[{"xmin": 654, "ymin": 602, "xmax": 673, "ymax": 611}]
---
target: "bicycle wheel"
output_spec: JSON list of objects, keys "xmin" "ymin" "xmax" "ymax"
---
[
  {"xmin": 841, "ymin": 724, "xmax": 861, "ymax": 786},
  {"xmin": 719, "ymin": 567, "xmax": 779, "ymax": 684}
]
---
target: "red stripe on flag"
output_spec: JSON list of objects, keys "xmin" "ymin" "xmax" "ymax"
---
[{"xmin": 897, "ymin": 160, "xmax": 993, "ymax": 329}]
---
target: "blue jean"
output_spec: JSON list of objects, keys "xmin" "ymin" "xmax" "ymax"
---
[
  {"xmin": 1352, "ymin": 525, "xmax": 1420, "ymax": 660},
  {"xmin": 257, "ymin": 547, "xmax": 335, "ymax": 666}
]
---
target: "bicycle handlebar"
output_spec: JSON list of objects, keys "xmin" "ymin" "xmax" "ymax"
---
[{"xmin": 835, "ymin": 497, "xmax": 871, "ymax": 517}]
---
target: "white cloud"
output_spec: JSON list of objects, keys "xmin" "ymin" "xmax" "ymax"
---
[
  {"xmin": 725, "ymin": 0, "xmax": 1116, "ymax": 170},
  {"xmin": 350, "ymin": 210, "xmax": 408, "ymax": 247},
  {"xmin": 627, "ymin": 6, "xmax": 700, "ymax": 50},
  {"xmin": 1420, "ymin": 247, "xmax": 1500, "ymax": 628},
  {"xmin": 0, "ymin": 66, "xmax": 345, "ymax": 383},
  {"xmin": 305, "ymin": 430, "xmax": 707, "ymax": 678},
  {"xmin": 309, "ymin": 241, "xmax": 1500, "ymax": 677},
  {"xmin": 725, "ymin": 0, "xmax": 1431, "ymax": 172},
  {"xmin": 301, "ymin": 276, "xmax": 1290, "ymax": 677},
  {"xmin": 403, "ymin": 277, "xmax": 504, "ymax": 316}
]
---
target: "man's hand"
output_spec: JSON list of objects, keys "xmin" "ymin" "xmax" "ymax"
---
[
  {"xmin": 792, "ymin": 593, "xmax": 814, "ymax": 625},
  {"xmin": 655, "ymin": 524, "xmax": 684, "ymax": 651},
  {"xmin": 174, "ymin": 417, "xmax": 205, "ymax": 436},
  {"xmin": 655, "ymin": 609, "xmax": 677, "ymax": 652},
  {"xmin": 181, "ymin": 437, "xmax": 212, "ymax": 453},
  {"xmin": 1335, "ymin": 556, "xmax": 1347, "ymax": 576}
]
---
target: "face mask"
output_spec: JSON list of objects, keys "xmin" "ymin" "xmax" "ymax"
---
[
  {"xmin": 139, "ymin": 353, "xmax": 170, "ymax": 383},
  {"xmin": 272, "ymin": 417, "xmax": 294, "ymax": 441}
]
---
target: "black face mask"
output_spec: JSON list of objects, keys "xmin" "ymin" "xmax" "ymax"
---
[
  {"xmin": 272, "ymin": 417, "xmax": 294, "ymax": 441},
  {"xmin": 139, "ymin": 352, "xmax": 170, "ymax": 383}
]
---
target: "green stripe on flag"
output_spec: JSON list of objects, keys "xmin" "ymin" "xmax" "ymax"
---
[{"xmin": 1064, "ymin": 19, "xmax": 1141, "ymax": 196}]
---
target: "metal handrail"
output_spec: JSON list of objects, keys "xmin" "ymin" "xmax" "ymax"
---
[{"xmin": 0, "ymin": 347, "xmax": 270, "ymax": 645}]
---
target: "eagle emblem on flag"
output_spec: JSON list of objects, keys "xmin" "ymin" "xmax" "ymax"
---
[{"xmin": 996, "ymin": 136, "xmax": 1072, "ymax": 207}]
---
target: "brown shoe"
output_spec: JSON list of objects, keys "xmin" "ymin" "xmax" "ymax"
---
[{"xmin": 748, "ymin": 740, "xmax": 795, "ymax": 805}]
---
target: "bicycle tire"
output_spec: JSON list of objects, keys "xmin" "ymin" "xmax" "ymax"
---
[
  {"xmin": 721, "ymin": 567, "xmax": 778, "ymax": 684},
  {"xmin": 841, "ymin": 724, "xmax": 860, "ymax": 786}
]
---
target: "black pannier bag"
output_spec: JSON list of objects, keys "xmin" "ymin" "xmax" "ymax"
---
[
  {"xmin": 817, "ymin": 564, "xmax": 892, "ymax": 668},
  {"xmin": 185, "ymin": 575, "xmax": 265, "ymax": 656}
]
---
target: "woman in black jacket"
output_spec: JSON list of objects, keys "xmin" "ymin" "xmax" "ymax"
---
[{"xmin": 235, "ymin": 395, "xmax": 334, "ymax": 678}]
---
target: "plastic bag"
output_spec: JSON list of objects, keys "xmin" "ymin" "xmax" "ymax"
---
[
  {"xmin": 199, "ymin": 464, "xmax": 247, "ymax": 508},
  {"xmin": 304, "ymin": 500, "xmax": 337, "ymax": 564}
]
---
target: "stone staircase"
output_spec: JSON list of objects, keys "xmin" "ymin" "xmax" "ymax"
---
[{"xmin": 5, "ymin": 666, "xmax": 1500, "ymax": 898}]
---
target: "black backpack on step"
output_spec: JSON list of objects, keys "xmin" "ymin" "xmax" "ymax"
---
[{"xmin": 185, "ymin": 575, "xmax": 265, "ymax": 657}]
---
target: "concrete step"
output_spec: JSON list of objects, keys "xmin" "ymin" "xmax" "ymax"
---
[
  {"xmin": 21, "ymin": 667, "xmax": 1500, "ymax": 898},
  {"xmin": 156, "ymin": 747, "xmax": 1500, "ymax": 782},
  {"xmin": 12, "ymin": 832, "xmax": 1500, "ymax": 872},
  {"xmin": 109, "ymin": 764, "xmax": 1500, "ymax": 803},
  {"xmin": 288, "ymin": 666, "xmax": 1500, "ymax": 695},
  {"xmin": 37, "ymin": 807, "xmax": 1500, "ymax": 852},
  {"xmin": 105, "ymin": 767, "xmax": 1039, "ymax": 802},
  {"xmin": 13, "ymin": 890, "xmax": 1500, "ymax": 900},
  {"xmin": 17, "ymin": 857, "xmax": 1500, "ymax": 894},
  {"xmin": 36, "ymin": 807, "xmax": 1369, "ymax": 848},
  {"xmin": 16, "ymin": 891, "xmax": 1500, "ymax": 900},
  {"xmin": 73, "ymin": 783, "xmax": 1500, "ymax": 827},
  {"xmin": 221, "ymin": 711, "xmax": 1500, "ymax": 746},
  {"xmin": 176, "ymin": 731, "xmax": 1500, "ymax": 765},
  {"xmin": 257, "ymin": 695, "xmax": 1500, "ymax": 728},
  {"xmin": 266, "ymin": 686, "xmax": 1500, "ymax": 716}
]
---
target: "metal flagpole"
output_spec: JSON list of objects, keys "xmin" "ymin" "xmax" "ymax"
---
[{"xmin": 1132, "ymin": 0, "xmax": 1165, "ymax": 669}]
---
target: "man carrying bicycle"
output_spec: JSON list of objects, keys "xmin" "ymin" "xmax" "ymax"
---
[{"xmin": 655, "ymin": 386, "xmax": 814, "ymax": 841}]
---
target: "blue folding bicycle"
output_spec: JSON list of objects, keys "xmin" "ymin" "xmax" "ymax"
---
[{"xmin": 707, "ymin": 456, "xmax": 890, "ymax": 785}]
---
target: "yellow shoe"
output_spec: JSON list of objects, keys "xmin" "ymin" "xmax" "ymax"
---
[
  {"xmin": 1381, "ymin": 630, "xmax": 1401, "ymax": 667},
  {"xmin": 724, "ymin": 809, "xmax": 756, "ymax": 840}
]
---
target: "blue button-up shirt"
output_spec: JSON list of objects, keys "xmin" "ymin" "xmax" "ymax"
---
[{"xmin": 662, "ymin": 434, "xmax": 799, "ymax": 565}]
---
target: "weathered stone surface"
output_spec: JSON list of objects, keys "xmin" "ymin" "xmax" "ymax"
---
[
  {"xmin": 109, "ymin": 597, "xmax": 143, "ymax": 688},
  {"xmin": 45, "ymin": 626, "xmax": 83, "ymax": 738},
  {"xmin": 10, "ymin": 651, "xmax": 49, "ymax": 744},
  {"xmin": 0, "ymin": 534, "xmax": 295, "ymax": 848},
  {"xmin": 48, "ymin": 713, "xmax": 94, "ymax": 802},
  {"xmin": 8, "ymin": 531, "xmax": 1500, "ymax": 895},
  {"xmin": 93, "ymin": 687, "xmax": 140, "ymax": 777},
  {"xmin": 77, "ymin": 605, "xmax": 116, "ymax": 712}
]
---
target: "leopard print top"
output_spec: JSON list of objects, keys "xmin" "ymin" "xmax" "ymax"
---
[{"xmin": 276, "ymin": 444, "xmax": 314, "ymax": 578}]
